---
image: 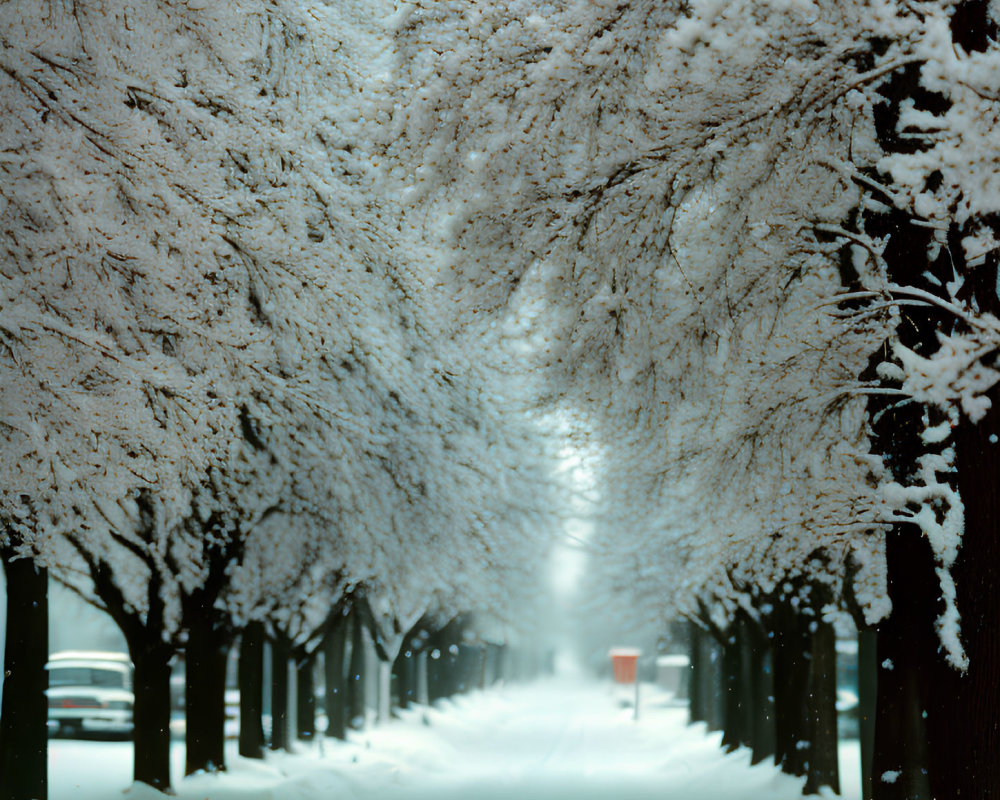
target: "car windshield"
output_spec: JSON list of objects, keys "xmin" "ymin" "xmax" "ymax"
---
[{"xmin": 49, "ymin": 666, "xmax": 126, "ymax": 689}]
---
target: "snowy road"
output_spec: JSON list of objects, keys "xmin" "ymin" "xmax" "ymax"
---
[{"xmin": 50, "ymin": 679, "xmax": 859, "ymax": 800}]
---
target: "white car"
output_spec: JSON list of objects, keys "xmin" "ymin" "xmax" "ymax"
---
[{"xmin": 46, "ymin": 651, "xmax": 134, "ymax": 738}]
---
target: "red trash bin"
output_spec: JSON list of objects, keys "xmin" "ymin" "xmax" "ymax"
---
[{"xmin": 609, "ymin": 648, "xmax": 641, "ymax": 683}]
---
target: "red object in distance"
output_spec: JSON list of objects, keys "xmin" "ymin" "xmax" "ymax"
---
[{"xmin": 609, "ymin": 648, "xmax": 641, "ymax": 683}]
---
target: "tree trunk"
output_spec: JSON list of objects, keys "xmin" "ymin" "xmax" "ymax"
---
[
  {"xmin": 719, "ymin": 614, "xmax": 758, "ymax": 753},
  {"xmin": 737, "ymin": 617, "xmax": 757, "ymax": 752},
  {"xmin": 444, "ymin": 645, "xmax": 460, "ymax": 697},
  {"xmin": 129, "ymin": 637, "xmax": 174, "ymax": 792},
  {"xmin": 0, "ymin": 552, "xmax": 48, "ymax": 800},
  {"xmin": 872, "ymin": 525, "xmax": 935, "ymax": 800},
  {"xmin": 925, "ymin": 272, "xmax": 1000, "ymax": 800},
  {"xmin": 703, "ymin": 632, "xmax": 725, "ymax": 733},
  {"xmin": 347, "ymin": 612, "xmax": 366, "ymax": 729},
  {"xmin": 376, "ymin": 660, "xmax": 392, "ymax": 723},
  {"xmin": 269, "ymin": 635, "xmax": 291, "ymax": 751},
  {"xmin": 416, "ymin": 651, "xmax": 429, "ymax": 705},
  {"xmin": 772, "ymin": 598, "xmax": 810, "ymax": 778},
  {"xmin": 393, "ymin": 648, "xmax": 415, "ymax": 710},
  {"xmin": 720, "ymin": 625, "xmax": 744, "ymax": 752},
  {"xmin": 862, "ymin": 9, "xmax": 999, "ymax": 794},
  {"xmin": 432, "ymin": 643, "xmax": 460, "ymax": 700},
  {"xmin": 468, "ymin": 647, "xmax": 486, "ymax": 693},
  {"xmin": 238, "ymin": 621, "xmax": 265, "ymax": 759},
  {"xmin": 184, "ymin": 620, "xmax": 230, "ymax": 774},
  {"xmin": 391, "ymin": 618, "xmax": 429, "ymax": 712},
  {"xmin": 803, "ymin": 612, "xmax": 839, "ymax": 795},
  {"xmin": 479, "ymin": 646, "xmax": 489, "ymax": 689},
  {"xmin": 467, "ymin": 647, "xmax": 483, "ymax": 693},
  {"xmin": 688, "ymin": 623, "xmax": 706, "ymax": 725},
  {"xmin": 65, "ymin": 517, "xmax": 175, "ymax": 792},
  {"xmin": 858, "ymin": 628, "xmax": 877, "ymax": 800},
  {"xmin": 323, "ymin": 617, "xmax": 348, "ymax": 739},
  {"xmin": 745, "ymin": 614, "xmax": 775, "ymax": 765},
  {"xmin": 295, "ymin": 649, "xmax": 316, "ymax": 740},
  {"xmin": 454, "ymin": 646, "xmax": 468, "ymax": 694},
  {"xmin": 691, "ymin": 624, "xmax": 721, "ymax": 729},
  {"xmin": 427, "ymin": 648, "xmax": 441, "ymax": 702}
]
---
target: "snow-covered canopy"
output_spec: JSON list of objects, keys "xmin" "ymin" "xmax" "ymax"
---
[
  {"xmin": 3, "ymin": 0, "xmax": 999, "ymax": 653},
  {"xmin": 0, "ymin": 0, "xmax": 558, "ymax": 639}
]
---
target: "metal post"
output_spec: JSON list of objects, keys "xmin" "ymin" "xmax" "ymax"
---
[{"xmin": 634, "ymin": 665, "xmax": 640, "ymax": 721}]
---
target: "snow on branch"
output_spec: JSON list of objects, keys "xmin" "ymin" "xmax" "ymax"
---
[
  {"xmin": 1, "ymin": 0, "xmax": 561, "ymax": 642},
  {"xmin": 6, "ymin": 0, "xmax": 1000, "ymax": 659}
]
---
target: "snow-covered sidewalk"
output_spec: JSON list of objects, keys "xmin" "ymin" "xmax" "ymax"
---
[{"xmin": 51, "ymin": 678, "xmax": 860, "ymax": 799}]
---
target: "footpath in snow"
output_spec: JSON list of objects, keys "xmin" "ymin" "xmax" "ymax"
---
[{"xmin": 51, "ymin": 678, "xmax": 860, "ymax": 800}]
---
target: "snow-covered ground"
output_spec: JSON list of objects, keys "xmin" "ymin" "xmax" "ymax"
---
[{"xmin": 50, "ymin": 678, "xmax": 860, "ymax": 800}]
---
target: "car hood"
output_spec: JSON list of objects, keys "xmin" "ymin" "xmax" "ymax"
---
[{"xmin": 46, "ymin": 686, "xmax": 133, "ymax": 703}]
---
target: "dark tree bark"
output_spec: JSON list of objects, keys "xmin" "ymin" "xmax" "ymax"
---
[
  {"xmin": 858, "ymin": 628, "xmax": 877, "ymax": 800},
  {"xmin": 447, "ymin": 646, "xmax": 460, "ymax": 696},
  {"xmin": 924, "ymin": 228, "xmax": 1000, "ymax": 800},
  {"xmin": 704, "ymin": 630, "xmax": 725, "ymax": 733},
  {"xmin": 0, "ymin": 549, "xmax": 48, "ymax": 800},
  {"xmin": 427, "ymin": 648, "xmax": 444, "ymax": 702},
  {"xmin": 269, "ymin": 635, "xmax": 291, "ymax": 751},
  {"xmin": 950, "ymin": 0, "xmax": 998, "ymax": 53},
  {"xmin": 455, "ymin": 645, "xmax": 479, "ymax": 694},
  {"xmin": 688, "ymin": 622, "xmax": 707, "ymax": 725},
  {"xmin": 420, "ymin": 616, "xmax": 469, "ymax": 702},
  {"xmin": 184, "ymin": 619, "xmax": 231, "ymax": 774},
  {"xmin": 860, "ymin": 178, "xmax": 944, "ymax": 800},
  {"xmin": 128, "ymin": 635, "xmax": 174, "ymax": 792},
  {"xmin": 922, "ymin": 58, "xmax": 1000, "ymax": 789},
  {"xmin": 437, "ymin": 636, "xmax": 458, "ymax": 698},
  {"xmin": 66, "ymin": 493, "xmax": 260, "ymax": 788},
  {"xmin": 736, "ymin": 617, "xmax": 757, "ymax": 752},
  {"xmin": 861, "ymin": 8, "xmax": 999, "ymax": 796},
  {"xmin": 323, "ymin": 615, "xmax": 348, "ymax": 739},
  {"xmin": 393, "ymin": 648, "xmax": 417, "ymax": 710},
  {"xmin": 925, "ymin": 437, "xmax": 1000, "ymax": 798},
  {"xmin": 346, "ymin": 611, "xmax": 367, "ymax": 729},
  {"xmin": 747, "ymin": 615, "xmax": 775, "ymax": 765},
  {"xmin": 467, "ymin": 646, "xmax": 481, "ymax": 693},
  {"xmin": 179, "ymin": 513, "xmax": 246, "ymax": 776},
  {"xmin": 858, "ymin": 190, "xmax": 946, "ymax": 800},
  {"xmin": 431, "ymin": 642, "xmax": 462, "ymax": 701},
  {"xmin": 65, "ymin": 498, "xmax": 175, "ymax": 792},
  {"xmin": 719, "ymin": 613, "xmax": 759, "ymax": 754},
  {"xmin": 772, "ymin": 596, "xmax": 810, "ymax": 778},
  {"xmin": 872, "ymin": 527, "xmax": 936, "ymax": 800},
  {"xmin": 295, "ymin": 648, "xmax": 316, "ymax": 740},
  {"xmin": 803, "ymin": 608, "xmax": 840, "ymax": 795},
  {"xmin": 238, "ymin": 621, "xmax": 266, "ymax": 759},
  {"xmin": 690, "ymin": 621, "xmax": 724, "ymax": 731},
  {"xmin": 473, "ymin": 647, "xmax": 487, "ymax": 691},
  {"xmin": 720, "ymin": 625, "xmax": 745, "ymax": 752},
  {"xmin": 453, "ymin": 646, "xmax": 467, "ymax": 694},
  {"xmin": 478, "ymin": 646, "xmax": 489, "ymax": 690},
  {"xmin": 392, "ymin": 617, "xmax": 431, "ymax": 708}
]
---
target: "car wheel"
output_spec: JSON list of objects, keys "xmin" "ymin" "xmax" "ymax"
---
[{"xmin": 61, "ymin": 721, "xmax": 82, "ymax": 738}]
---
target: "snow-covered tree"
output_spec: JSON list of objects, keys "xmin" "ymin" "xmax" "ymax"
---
[
  {"xmin": 371, "ymin": 0, "xmax": 1000, "ymax": 795},
  {"xmin": 6, "ymin": 0, "xmax": 1000, "ymax": 797},
  {"xmin": 1, "ymin": 0, "xmax": 560, "ymax": 790}
]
